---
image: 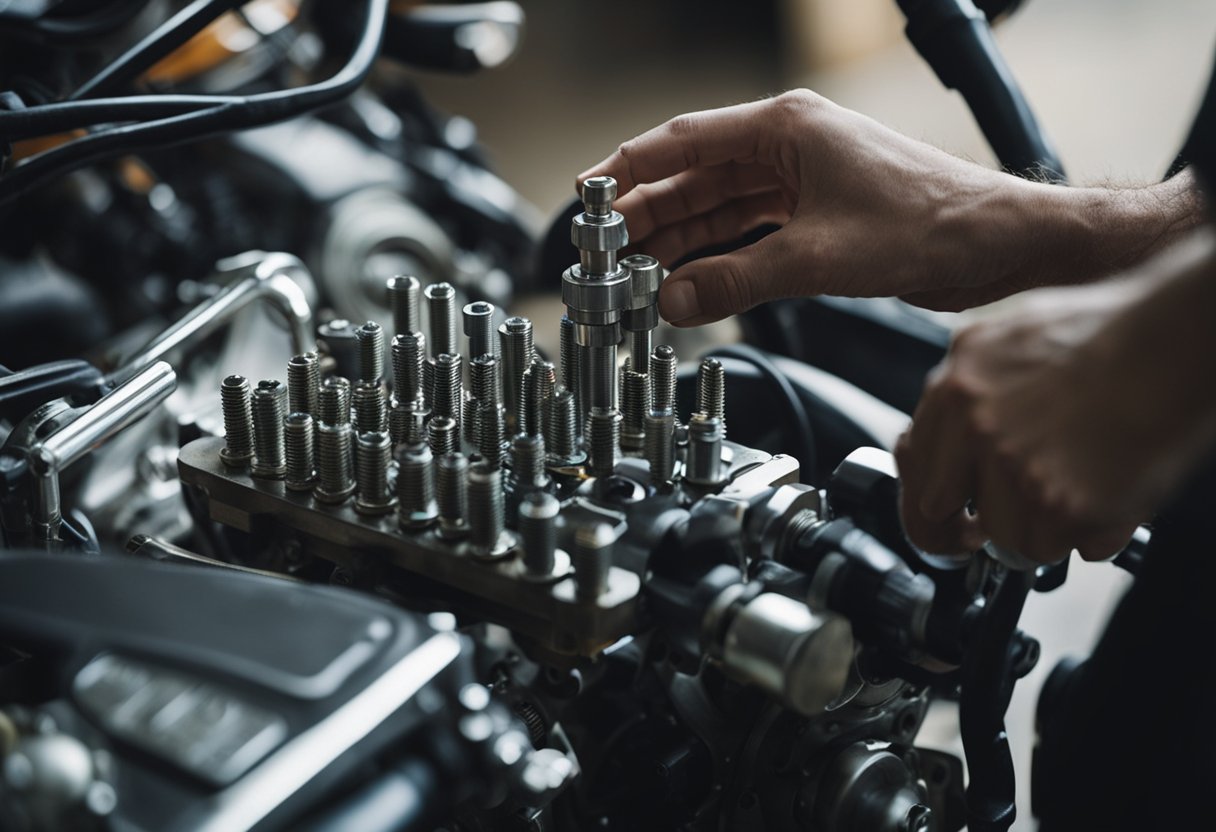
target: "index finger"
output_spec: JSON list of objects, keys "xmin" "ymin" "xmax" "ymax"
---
[{"xmin": 576, "ymin": 97, "xmax": 781, "ymax": 198}]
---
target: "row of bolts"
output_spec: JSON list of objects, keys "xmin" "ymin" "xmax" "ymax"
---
[{"xmin": 216, "ymin": 275, "xmax": 727, "ymax": 599}]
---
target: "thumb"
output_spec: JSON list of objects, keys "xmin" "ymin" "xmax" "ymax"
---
[{"xmin": 657, "ymin": 231, "xmax": 809, "ymax": 327}]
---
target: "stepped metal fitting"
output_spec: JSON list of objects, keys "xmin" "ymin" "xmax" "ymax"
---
[
  {"xmin": 314, "ymin": 421, "xmax": 356, "ymax": 503},
  {"xmin": 284, "ymin": 412, "xmax": 316, "ymax": 491},
  {"xmin": 620, "ymin": 254, "xmax": 665, "ymax": 365},
  {"xmin": 317, "ymin": 377, "xmax": 351, "ymax": 425},
  {"xmin": 544, "ymin": 386, "xmax": 585, "ymax": 467},
  {"xmin": 463, "ymin": 301, "xmax": 496, "ymax": 360},
  {"xmin": 397, "ymin": 443, "xmax": 438, "ymax": 528},
  {"xmin": 468, "ymin": 461, "xmax": 514, "ymax": 559},
  {"xmin": 686, "ymin": 413, "xmax": 725, "ymax": 486},
  {"xmin": 287, "ymin": 353, "xmax": 320, "ymax": 418},
  {"xmin": 620, "ymin": 369, "xmax": 650, "ymax": 451},
  {"xmin": 573, "ymin": 522, "xmax": 614, "ymax": 602},
  {"xmin": 251, "ymin": 380, "xmax": 287, "ymax": 479},
  {"xmin": 498, "ymin": 316, "xmax": 533, "ymax": 433},
  {"xmin": 436, "ymin": 451, "xmax": 469, "ymax": 539},
  {"xmin": 386, "ymin": 274, "xmax": 421, "ymax": 336},
  {"xmin": 425, "ymin": 282, "xmax": 458, "ymax": 358},
  {"xmin": 355, "ymin": 431, "xmax": 395, "ymax": 514},
  {"xmin": 697, "ymin": 357, "xmax": 726, "ymax": 437},
  {"xmin": 219, "ymin": 374, "xmax": 254, "ymax": 466}
]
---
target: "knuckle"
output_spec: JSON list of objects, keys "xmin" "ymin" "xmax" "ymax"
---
[{"xmin": 665, "ymin": 112, "xmax": 700, "ymax": 141}]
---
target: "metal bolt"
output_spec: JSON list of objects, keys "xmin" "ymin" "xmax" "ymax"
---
[
  {"xmin": 645, "ymin": 408, "xmax": 676, "ymax": 486},
  {"xmin": 498, "ymin": 317, "xmax": 533, "ymax": 433},
  {"xmin": 468, "ymin": 461, "xmax": 512, "ymax": 559},
  {"xmin": 317, "ymin": 319, "xmax": 359, "ymax": 382},
  {"xmin": 583, "ymin": 344, "xmax": 616, "ymax": 413},
  {"xmin": 697, "ymin": 357, "xmax": 726, "ymax": 437},
  {"xmin": 391, "ymin": 331, "xmax": 425, "ymax": 403},
  {"xmin": 356, "ymin": 321, "xmax": 385, "ymax": 385},
  {"xmin": 355, "ymin": 431, "xmax": 395, "ymax": 514},
  {"xmin": 650, "ymin": 345, "xmax": 678, "ymax": 414},
  {"xmin": 427, "ymin": 415, "xmax": 460, "ymax": 457},
  {"xmin": 478, "ymin": 402, "xmax": 507, "ymax": 469},
  {"xmin": 521, "ymin": 358, "xmax": 556, "ymax": 438},
  {"xmin": 559, "ymin": 315, "xmax": 582, "ymax": 437},
  {"xmin": 519, "ymin": 491, "xmax": 560, "ymax": 578},
  {"xmin": 386, "ymin": 275, "xmax": 421, "ymax": 336},
  {"xmin": 251, "ymin": 380, "xmax": 287, "ymax": 479},
  {"xmin": 315, "ymin": 421, "xmax": 355, "ymax": 503},
  {"xmin": 463, "ymin": 301, "xmax": 496, "ymax": 360},
  {"xmin": 219, "ymin": 374, "xmax": 254, "ymax": 466},
  {"xmin": 352, "ymin": 380, "xmax": 386, "ymax": 434},
  {"xmin": 544, "ymin": 386, "xmax": 584, "ymax": 467},
  {"xmin": 389, "ymin": 399, "xmax": 427, "ymax": 447},
  {"xmin": 284, "ymin": 412, "xmax": 316, "ymax": 491},
  {"xmin": 397, "ymin": 443, "xmax": 438, "ymax": 528},
  {"xmin": 423, "ymin": 357, "xmax": 435, "ymax": 410},
  {"xmin": 431, "ymin": 353, "xmax": 463, "ymax": 431},
  {"xmin": 287, "ymin": 353, "xmax": 320, "ymax": 417},
  {"xmin": 620, "ymin": 369, "xmax": 650, "ymax": 451},
  {"xmin": 685, "ymin": 413, "xmax": 725, "ymax": 486},
  {"xmin": 436, "ymin": 451, "xmax": 469, "ymax": 539},
  {"xmin": 573, "ymin": 522, "xmax": 614, "ymax": 601},
  {"xmin": 318, "ymin": 377, "xmax": 351, "ymax": 425},
  {"xmin": 586, "ymin": 407, "xmax": 621, "ymax": 480},
  {"xmin": 463, "ymin": 392, "xmax": 479, "ymax": 444},
  {"xmin": 469, "ymin": 354, "xmax": 501, "ymax": 444},
  {"xmin": 509, "ymin": 433, "xmax": 549, "ymax": 493},
  {"xmin": 424, "ymin": 282, "xmax": 458, "ymax": 358}
]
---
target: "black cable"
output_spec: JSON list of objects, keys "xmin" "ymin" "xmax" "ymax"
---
[
  {"xmin": 70, "ymin": 0, "xmax": 246, "ymax": 101},
  {"xmin": 0, "ymin": 94, "xmax": 245, "ymax": 140},
  {"xmin": 0, "ymin": 0, "xmax": 389, "ymax": 208},
  {"xmin": 0, "ymin": 0, "xmax": 150, "ymax": 43},
  {"xmin": 705, "ymin": 343, "xmax": 817, "ymax": 478}
]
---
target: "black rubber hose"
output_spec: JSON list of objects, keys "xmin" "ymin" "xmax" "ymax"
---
[{"xmin": 301, "ymin": 758, "xmax": 441, "ymax": 832}]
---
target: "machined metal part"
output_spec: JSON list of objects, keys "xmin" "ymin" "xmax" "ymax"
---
[
  {"xmin": 811, "ymin": 742, "xmax": 933, "ymax": 832},
  {"xmin": 498, "ymin": 316, "xmax": 533, "ymax": 433},
  {"xmin": 287, "ymin": 353, "xmax": 320, "ymax": 418},
  {"xmin": 356, "ymin": 321, "xmax": 385, "ymax": 385},
  {"xmin": 352, "ymin": 380, "xmax": 387, "ymax": 434},
  {"xmin": 314, "ymin": 421, "xmax": 355, "ymax": 503},
  {"xmin": 519, "ymin": 491, "xmax": 570, "ymax": 583},
  {"xmin": 620, "ymin": 254, "xmax": 664, "ymax": 365},
  {"xmin": 467, "ymin": 461, "xmax": 514, "ymax": 560},
  {"xmin": 544, "ymin": 386, "xmax": 584, "ymax": 468},
  {"xmin": 251, "ymin": 380, "xmax": 287, "ymax": 480},
  {"xmin": 431, "ymin": 353, "xmax": 463, "ymax": 431},
  {"xmin": 317, "ymin": 377, "xmax": 351, "ymax": 426},
  {"xmin": 427, "ymin": 415, "xmax": 459, "ymax": 457},
  {"xmin": 424, "ymin": 282, "xmax": 458, "ymax": 358},
  {"xmin": 521, "ymin": 358, "xmax": 556, "ymax": 438},
  {"xmin": 436, "ymin": 451, "xmax": 469, "ymax": 539},
  {"xmin": 284, "ymin": 412, "xmax": 317, "ymax": 492},
  {"xmin": 477, "ymin": 402, "xmax": 507, "ymax": 469},
  {"xmin": 389, "ymin": 399, "xmax": 428, "ymax": 447},
  {"xmin": 573, "ymin": 522, "xmax": 614, "ymax": 601},
  {"xmin": 685, "ymin": 413, "xmax": 725, "ymax": 486},
  {"xmin": 696, "ymin": 358, "xmax": 726, "ymax": 437},
  {"xmin": 558, "ymin": 315, "xmax": 582, "ymax": 436},
  {"xmin": 317, "ymin": 319, "xmax": 359, "ymax": 382},
  {"xmin": 354, "ymin": 431, "xmax": 395, "ymax": 515},
  {"xmin": 586, "ymin": 408, "xmax": 621, "ymax": 480},
  {"xmin": 509, "ymin": 433, "xmax": 549, "ymax": 495},
  {"xmin": 620, "ymin": 370, "xmax": 650, "ymax": 452},
  {"xmin": 650, "ymin": 345, "xmax": 678, "ymax": 415},
  {"xmin": 644, "ymin": 408, "xmax": 676, "ymax": 486},
  {"xmin": 220, "ymin": 374, "xmax": 254, "ymax": 467},
  {"xmin": 386, "ymin": 274, "xmax": 421, "ymax": 336},
  {"xmin": 463, "ymin": 301, "xmax": 496, "ymax": 360},
  {"xmin": 470, "ymin": 354, "xmax": 501, "ymax": 408},
  {"xmin": 390, "ymin": 331, "xmax": 426, "ymax": 404},
  {"xmin": 397, "ymin": 443, "xmax": 438, "ymax": 528}
]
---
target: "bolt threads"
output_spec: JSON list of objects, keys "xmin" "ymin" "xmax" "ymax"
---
[
  {"xmin": 510, "ymin": 433, "xmax": 547, "ymax": 489},
  {"xmin": 686, "ymin": 413, "xmax": 725, "ymax": 485},
  {"xmin": 645, "ymin": 409, "xmax": 676, "ymax": 485},
  {"xmin": 630, "ymin": 330, "xmax": 652, "ymax": 369},
  {"xmin": 431, "ymin": 353, "xmax": 463, "ymax": 429},
  {"xmin": 220, "ymin": 375, "xmax": 254, "ymax": 464},
  {"xmin": 427, "ymin": 415, "xmax": 460, "ymax": 457},
  {"xmin": 355, "ymin": 431, "xmax": 394, "ymax": 511},
  {"xmin": 389, "ymin": 400, "xmax": 427, "ymax": 446},
  {"xmin": 573, "ymin": 523, "xmax": 614, "ymax": 601},
  {"xmin": 521, "ymin": 358, "xmax": 556, "ymax": 437},
  {"xmin": 315, "ymin": 421, "xmax": 355, "ymax": 501},
  {"xmin": 425, "ymin": 282, "xmax": 458, "ymax": 358},
  {"xmin": 650, "ymin": 345, "xmax": 678, "ymax": 414},
  {"xmin": 545, "ymin": 387, "xmax": 579, "ymax": 463},
  {"xmin": 386, "ymin": 275, "xmax": 421, "ymax": 336},
  {"xmin": 352, "ymin": 380, "xmax": 387, "ymax": 434},
  {"xmin": 519, "ymin": 491, "xmax": 559, "ymax": 576},
  {"xmin": 585, "ymin": 344, "xmax": 617, "ymax": 414},
  {"xmin": 251, "ymin": 380, "xmax": 287, "ymax": 477},
  {"xmin": 620, "ymin": 370, "xmax": 650, "ymax": 450},
  {"xmin": 397, "ymin": 443, "xmax": 437, "ymax": 527},
  {"xmin": 559, "ymin": 315, "xmax": 582, "ymax": 436},
  {"xmin": 463, "ymin": 393, "xmax": 478, "ymax": 444},
  {"xmin": 463, "ymin": 301, "xmax": 496, "ymax": 360},
  {"xmin": 478, "ymin": 402, "xmax": 507, "ymax": 468},
  {"xmin": 498, "ymin": 317, "xmax": 533, "ymax": 431},
  {"xmin": 318, "ymin": 377, "xmax": 351, "ymax": 425},
  {"xmin": 287, "ymin": 353, "xmax": 320, "ymax": 417},
  {"xmin": 471, "ymin": 354, "xmax": 501, "ymax": 406},
  {"xmin": 284, "ymin": 412, "xmax": 316, "ymax": 490},
  {"xmin": 697, "ymin": 358, "xmax": 726, "ymax": 437},
  {"xmin": 436, "ymin": 452, "xmax": 469, "ymax": 536},
  {"xmin": 468, "ymin": 461, "xmax": 506, "ymax": 555},
  {"xmin": 391, "ymin": 332, "xmax": 425, "ymax": 403},
  {"xmin": 356, "ymin": 321, "xmax": 385, "ymax": 384},
  {"xmin": 586, "ymin": 407, "xmax": 621, "ymax": 479}
]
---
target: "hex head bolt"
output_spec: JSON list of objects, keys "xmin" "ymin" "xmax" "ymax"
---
[
  {"xmin": 645, "ymin": 408, "xmax": 676, "ymax": 486},
  {"xmin": 397, "ymin": 443, "xmax": 438, "ymax": 529},
  {"xmin": 685, "ymin": 413, "xmax": 726, "ymax": 486},
  {"xmin": 386, "ymin": 274, "xmax": 421, "ymax": 336},
  {"xmin": 356, "ymin": 320, "xmax": 386, "ymax": 385},
  {"xmin": 586, "ymin": 407, "xmax": 621, "ymax": 480},
  {"xmin": 468, "ymin": 461, "xmax": 513, "ymax": 560},
  {"xmin": 251, "ymin": 380, "xmax": 287, "ymax": 479},
  {"xmin": 314, "ymin": 421, "xmax": 356, "ymax": 503},
  {"xmin": 424, "ymin": 282, "xmax": 458, "ymax": 358},
  {"xmin": 521, "ymin": 357, "xmax": 556, "ymax": 438},
  {"xmin": 573, "ymin": 522, "xmax": 614, "ymax": 602},
  {"xmin": 355, "ymin": 431, "xmax": 395, "ymax": 515},
  {"xmin": 219, "ymin": 374, "xmax": 254, "ymax": 466},
  {"xmin": 317, "ymin": 377, "xmax": 351, "ymax": 425},
  {"xmin": 284, "ymin": 412, "xmax": 317, "ymax": 491},
  {"xmin": 287, "ymin": 353, "xmax": 320, "ymax": 417},
  {"xmin": 696, "ymin": 357, "xmax": 726, "ymax": 438},
  {"xmin": 650, "ymin": 345, "xmax": 678, "ymax": 414},
  {"xmin": 352, "ymin": 380, "xmax": 387, "ymax": 434},
  {"xmin": 620, "ymin": 369, "xmax": 650, "ymax": 451},
  {"xmin": 436, "ymin": 451, "xmax": 470, "ymax": 539},
  {"xmin": 498, "ymin": 316, "xmax": 534, "ymax": 433},
  {"xmin": 519, "ymin": 491, "xmax": 564, "ymax": 580},
  {"xmin": 544, "ymin": 386, "xmax": 585, "ymax": 467},
  {"xmin": 463, "ymin": 300, "xmax": 496, "ymax": 360}
]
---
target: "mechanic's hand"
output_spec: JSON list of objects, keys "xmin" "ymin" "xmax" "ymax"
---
[
  {"xmin": 896, "ymin": 230, "xmax": 1216, "ymax": 563},
  {"xmin": 578, "ymin": 91, "xmax": 1199, "ymax": 327}
]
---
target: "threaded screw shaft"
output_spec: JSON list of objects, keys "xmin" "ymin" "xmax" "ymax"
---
[
  {"xmin": 318, "ymin": 377, "xmax": 351, "ymax": 425},
  {"xmin": 431, "ymin": 353, "xmax": 463, "ymax": 432},
  {"xmin": 477, "ymin": 402, "xmax": 506, "ymax": 469},
  {"xmin": 650, "ymin": 345, "xmax": 678, "ymax": 414},
  {"xmin": 427, "ymin": 415, "xmax": 459, "ymax": 457},
  {"xmin": 356, "ymin": 321, "xmax": 385, "ymax": 384},
  {"xmin": 386, "ymin": 274, "xmax": 421, "ymax": 336},
  {"xmin": 220, "ymin": 374, "xmax": 254, "ymax": 466},
  {"xmin": 355, "ymin": 431, "xmax": 395, "ymax": 514},
  {"xmin": 620, "ymin": 369, "xmax": 650, "ymax": 451},
  {"xmin": 573, "ymin": 522, "xmax": 614, "ymax": 601},
  {"xmin": 585, "ymin": 344, "xmax": 616, "ymax": 413},
  {"xmin": 352, "ymin": 380, "xmax": 386, "ymax": 434},
  {"xmin": 696, "ymin": 357, "xmax": 726, "ymax": 437},
  {"xmin": 559, "ymin": 315, "xmax": 582, "ymax": 438},
  {"xmin": 686, "ymin": 412, "xmax": 725, "ymax": 486},
  {"xmin": 425, "ymin": 282, "xmax": 458, "ymax": 358},
  {"xmin": 284, "ymin": 412, "xmax": 316, "ymax": 491},
  {"xmin": 389, "ymin": 399, "xmax": 427, "ymax": 447},
  {"xmin": 645, "ymin": 408, "xmax": 676, "ymax": 486},
  {"xmin": 251, "ymin": 380, "xmax": 287, "ymax": 478},
  {"xmin": 436, "ymin": 451, "xmax": 469, "ymax": 539},
  {"xmin": 463, "ymin": 300, "xmax": 496, "ymax": 360},
  {"xmin": 510, "ymin": 433, "xmax": 548, "ymax": 491},
  {"xmin": 544, "ymin": 386, "xmax": 583, "ymax": 465},
  {"xmin": 471, "ymin": 354, "xmax": 501, "ymax": 406},
  {"xmin": 630, "ymin": 330, "xmax": 652, "ymax": 369},
  {"xmin": 287, "ymin": 353, "xmax": 320, "ymax": 417},
  {"xmin": 498, "ymin": 316, "xmax": 533, "ymax": 433},
  {"xmin": 586, "ymin": 407, "xmax": 621, "ymax": 480},
  {"xmin": 391, "ymin": 331, "xmax": 425, "ymax": 403},
  {"xmin": 468, "ymin": 461, "xmax": 510, "ymax": 558},
  {"xmin": 521, "ymin": 357, "xmax": 556, "ymax": 437},
  {"xmin": 315, "ymin": 421, "xmax": 355, "ymax": 503},
  {"xmin": 519, "ymin": 491, "xmax": 559, "ymax": 577},
  {"xmin": 397, "ymin": 443, "xmax": 438, "ymax": 528}
]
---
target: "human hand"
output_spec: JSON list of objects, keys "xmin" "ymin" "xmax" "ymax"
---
[
  {"xmin": 895, "ymin": 230, "xmax": 1216, "ymax": 563},
  {"xmin": 578, "ymin": 91, "xmax": 1200, "ymax": 326}
]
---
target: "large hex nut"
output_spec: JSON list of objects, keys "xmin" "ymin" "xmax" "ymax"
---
[{"xmin": 744, "ymin": 483, "xmax": 824, "ymax": 561}]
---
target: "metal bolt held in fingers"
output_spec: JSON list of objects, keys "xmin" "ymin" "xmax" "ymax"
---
[
  {"xmin": 251, "ymin": 380, "xmax": 287, "ymax": 479},
  {"xmin": 386, "ymin": 275, "xmax": 421, "ymax": 336},
  {"xmin": 355, "ymin": 431, "xmax": 395, "ymax": 515},
  {"xmin": 284, "ymin": 412, "xmax": 316, "ymax": 491},
  {"xmin": 425, "ymin": 282, "xmax": 458, "ymax": 358},
  {"xmin": 219, "ymin": 374, "xmax": 254, "ymax": 466},
  {"xmin": 686, "ymin": 413, "xmax": 725, "ymax": 486},
  {"xmin": 544, "ymin": 386, "xmax": 585, "ymax": 467},
  {"xmin": 463, "ymin": 301, "xmax": 496, "ymax": 360},
  {"xmin": 498, "ymin": 316, "xmax": 533, "ymax": 433},
  {"xmin": 352, "ymin": 380, "xmax": 386, "ymax": 434},
  {"xmin": 519, "ymin": 491, "xmax": 568, "ymax": 581},
  {"xmin": 468, "ymin": 461, "xmax": 513, "ymax": 559},
  {"xmin": 436, "ymin": 451, "xmax": 469, "ymax": 539},
  {"xmin": 287, "ymin": 353, "xmax": 320, "ymax": 417},
  {"xmin": 318, "ymin": 377, "xmax": 351, "ymax": 425},
  {"xmin": 427, "ymin": 415, "xmax": 459, "ymax": 457},
  {"xmin": 650, "ymin": 345, "xmax": 678, "ymax": 414},
  {"xmin": 573, "ymin": 522, "xmax": 614, "ymax": 602},
  {"xmin": 620, "ymin": 369, "xmax": 650, "ymax": 451},
  {"xmin": 697, "ymin": 357, "xmax": 726, "ymax": 437},
  {"xmin": 586, "ymin": 407, "xmax": 621, "ymax": 480},
  {"xmin": 397, "ymin": 443, "xmax": 438, "ymax": 528},
  {"xmin": 314, "ymin": 421, "xmax": 355, "ymax": 503},
  {"xmin": 645, "ymin": 408, "xmax": 676, "ymax": 486},
  {"xmin": 356, "ymin": 320, "xmax": 385, "ymax": 385}
]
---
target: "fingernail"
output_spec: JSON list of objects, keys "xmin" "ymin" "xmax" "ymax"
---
[{"xmin": 661, "ymin": 281, "xmax": 700, "ymax": 322}]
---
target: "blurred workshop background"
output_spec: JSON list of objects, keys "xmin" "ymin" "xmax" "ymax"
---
[{"xmin": 401, "ymin": 1, "xmax": 1216, "ymax": 827}]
